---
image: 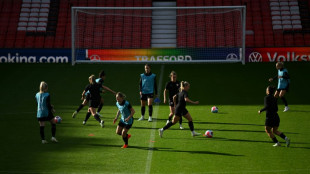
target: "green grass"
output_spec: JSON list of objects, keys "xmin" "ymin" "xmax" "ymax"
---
[{"xmin": 0, "ymin": 63, "xmax": 310, "ymax": 174}]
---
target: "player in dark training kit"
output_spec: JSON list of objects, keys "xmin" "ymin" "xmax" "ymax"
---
[
  {"xmin": 159, "ymin": 81, "xmax": 201, "ymax": 137},
  {"xmin": 258, "ymin": 86, "xmax": 290, "ymax": 147},
  {"xmin": 163, "ymin": 71, "xmax": 183, "ymax": 129},
  {"xmin": 114, "ymin": 92, "xmax": 135, "ymax": 149},
  {"xmin": 72, "ymin": 70, "xmax": 116, "ymax": 125},
  {"xmin": 269, "ymin": 62, "xmax": 290, "ymax": 112},
  {"xmin": 82, "ymin": 75, "xmax": 116, "ymax": 128},
  {"xmin": 138, "ymin": 64, "xmax": 157, "ymax": 122},
  {"xmin": 35, "ymin": 81, "xmax": 58, "ymax": 144}
]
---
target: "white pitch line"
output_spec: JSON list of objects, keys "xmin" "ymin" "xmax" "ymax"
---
[{"xmin": 144, "ymin": 64, "xmax": 164, "ymax": 174}]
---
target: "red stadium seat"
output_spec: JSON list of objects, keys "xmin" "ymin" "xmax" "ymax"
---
[
  {"xmin": 283, "ymin": 34, "xmax": 294, "ymax": 46},
  {"xmin": 25, "ymin": 36, "xmax": 35, "ymax": 48},
  {"xmin": 274, "ymin": 32, "xmax": 284, "ymax": 47},
  {"xmin": 15, "ymin": 38, "xmax": 25, "ymax": 48},
  {"xmin": 34, "ymin": 36, "xmax": 45, "ymax": 48},
  {"xmin": 264, "ymin": 34, "xmax": 275, "ymax": 47},
  {"xmin": 304, "ymin": 34, "xmax": 310, "ymax": 46},
  {"xmin": 246, "ymin": 35, "xmax": 254, "ymax": 47},
  {"xmin": 294, "ymin": 33, "xmax": 304, "ymax": 46},
  {"xmin": 3, "ymin": 0, "xmax": 308, "ymax": 49},
  {"xmin": 44, "ymin": 36, "xmax": 54, "ymax": 48}
]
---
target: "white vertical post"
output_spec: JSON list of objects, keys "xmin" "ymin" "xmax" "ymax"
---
[
  {"xmin": 71, "ymin": 7, "xmax": 75, "ymax": 66},
  {"xmin": 242, "ymin": 6, "xmax": 246, "ymax": 65}
]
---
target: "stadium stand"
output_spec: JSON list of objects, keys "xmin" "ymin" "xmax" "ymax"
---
[
  {"xmin": 177, "ymin": 0, "xmax": 310, "ymax": 47},
  {"xmin": 0, "ymin": 0, "xmax": 309, "ymax": 49}
]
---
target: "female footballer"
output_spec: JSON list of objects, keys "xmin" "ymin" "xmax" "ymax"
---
[
  {"xmin": 35, "ymin": 81, "xmax": 58, "ymax": 144},
  {"xmin": 83, "ymin": 75, "xmax": 116, "ymax": 128},
  {"xmin": 114, "ymin": 92, "xmax": 135, "ymax": 148},
  {"xmin": 269, "ymin": 62, "xmax": 290, "ymax": 112},
  {"xmin": 258, "ymin": 86, "xmax": 290, "ymax": 147},
  {"xmin": 73, "ymin": 70, "xmax": 115, "ymax": 125},
  {"xmin": 163, "ymin": 71, "xmax": 183, "ymax": 129},
  {"xmin": 138, "ymin": 64, "xmax": 157, "ymax": 122},
  {"xmin": 159, "ymin": 81, "xmax": 201, "ymax": 137}
]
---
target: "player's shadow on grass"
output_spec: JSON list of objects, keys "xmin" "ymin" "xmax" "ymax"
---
[
  {"xmin": 195, "ymin": 121, "xmax": 264, "ymax": 127},
  {"xmin": 210, "ymin": 137, "xmax": 272, "ymax": 143},
  {"xmin": 289, "ymin": 146, "xmax": 310, "ymax": 150},
  {"xmin": 207, "ymin": 137, "xmax": 310, "ymax": 146},
  {"xmin": 133, "ymin": 146, "xmax": 244, "ymax": 156},
  {"xmin": 288, "ymin": 110, "xmax": 310, "ymax": 113},
  {"xmin": 195, "ymin": 128, "xmax": 299, "ymax": 135},
  {"xmin": 212, "ymin": 112, "xmax": 229, "ymax": 115},
  {"xmin": 195, "ymin": 128, "xmax": 265, "ymax": 133},
  {"xmin": 90, "ymin": 144, "xmax": 243, "ymax": 156},
  {"xmin": 161, "ymin": 149, "xmax": 244, "ymax": 156}
]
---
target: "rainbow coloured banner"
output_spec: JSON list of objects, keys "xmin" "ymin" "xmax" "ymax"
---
[
  {"xmin": 85, "ymin": 48, "xmax": 240, "ymax": 62},
  {"xmin": 246, "ymin": 47, "xmax": 310, "ymax": 62},
  {"xmin": 85, "ymin": 47, "xmax": 310, "ymax": 63}
]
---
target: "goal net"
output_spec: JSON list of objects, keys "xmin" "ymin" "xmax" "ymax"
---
[{"xmin": 71, "ymin": 6, "xmax": 246, "ymax": 65}]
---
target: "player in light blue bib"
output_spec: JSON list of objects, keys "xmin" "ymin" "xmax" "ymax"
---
[
  {"xmin": 138, "ymin": 64, "xmax": 157, "ymax": 122},
  {"xmin": 269, "ymin": 62, "xmax": 290, "ymax": 112},
  {"xmin": 35, "ymin": 81, "xmax": 58, "ymax": 144},
  {"xmin": 114, "ymin": 92, "xmax": 135, "ymax": 148}
]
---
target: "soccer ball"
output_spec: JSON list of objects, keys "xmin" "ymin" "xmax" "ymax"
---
[
  {"xmin": 204, "ymin": 130, "xmax": 213, "ymax": 138},
  {"xmin": 211, "ymin": 106, "xmax": 218, "ymax": 113},
  {"xmin": 54, "ymin": 116, "xmax": 62, "ymax": 124}
]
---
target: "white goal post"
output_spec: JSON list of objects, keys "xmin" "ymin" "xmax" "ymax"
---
[{"xmin": 71, "ymin": 6, "xmax": 246, "ymax": 65}]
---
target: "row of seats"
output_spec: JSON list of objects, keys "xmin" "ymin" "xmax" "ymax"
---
[
  {"xmin": 0, "ymin": 0, "xmax": 153, "ymax": 48},
  {"xmin": 177, "ymin": 11, "xmax": 242, "ymax": 48},
  {"xmin": 270, "ymin": 0, "xmax": 302, "ymax": 30},
  {"xmin": 0, "ymin": 0, "xmax": 309, "ymax": 48},
  {"xmin": 177, "ymin": 0, "xmax": 310, "ymax": 47},
  {"xmin": 18, "ymin": 0, "xmax": 50, "ymax": 32},
  {"xmin": 58, "ymin": 0, "xmax": 152, "ymax": 48},
  {"xmin": 75, "ymin": 15, "xmax": 152, "ymax": 48}
]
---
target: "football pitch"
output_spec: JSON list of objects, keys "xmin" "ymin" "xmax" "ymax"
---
[{"xmin": 0, "ymin": 63, "xmax": 310, "ymax": 174}]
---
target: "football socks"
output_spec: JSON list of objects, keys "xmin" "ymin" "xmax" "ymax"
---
[
  {"xmin": 141, "ymin": 106, "xmax": 145, "ymax": 116},
  {"xmin": 51, "ymin": 124, "xmax": 56, "ymax": 137}
]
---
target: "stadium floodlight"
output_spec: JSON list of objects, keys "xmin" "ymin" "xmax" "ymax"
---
[{"xmin": 72, "ymin": 6, "xmax": 246, "ymax": 65}]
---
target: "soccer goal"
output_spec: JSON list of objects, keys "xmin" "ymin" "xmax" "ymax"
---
[{"xmin": 71, "ymin": 6, "xmax": 246, "ymax": 65}]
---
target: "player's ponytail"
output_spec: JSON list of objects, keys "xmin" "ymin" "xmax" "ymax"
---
[
  {"xmin": 89, "ymin": 75, "xmax": 96, "ymax": 84},
  {"xmin": 116, "ymin": 92, "xmax": 126, "ymax": 99},
  {"xmin": 39, "ymin": 81, "xmax": 48, "ymax": 93},
  {"xmin": 99, "ymin": 70, "xmax": 105, "ymax": 78},
  {"xmin": 180, "ymin": 81, "xmax": 190, "ymax": 92}
]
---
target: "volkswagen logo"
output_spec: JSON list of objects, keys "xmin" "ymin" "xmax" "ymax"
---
[
  {"xmin": 226, "ymin": 53, "xmax": 239, "ymax": 60},
  {"xmin": 248, "ymin": 52, "xmax": 263, "ymax": 62},
  {"xmin": 90, "ymin": 54, "xmax": 101, "ymax": 61}
]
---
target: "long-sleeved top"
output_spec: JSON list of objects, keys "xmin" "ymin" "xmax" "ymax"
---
[{"xmin": 260, "ymin": 94, "xmax": 278, "ymax": 118}]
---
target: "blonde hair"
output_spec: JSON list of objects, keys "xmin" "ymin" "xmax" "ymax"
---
[
  {"xmin": 89, "ymin": 74, "xmax": 96, "ymax": 84},
  {"xmin": 180, "ymin": 81, "xmax": 190, "ymax": 92},
  {"xmin": 169, "ymin": 71, "xmax": 176, "ymax": 77},
  {"xmin": 39, "ymin": 81, "xmax": 48, "ymax": 93},
  {"xmin": 276, "ymin": 62, "xmax": 284, "ymax": 68},
  {"xmin": 116, "ymin": 92, "xmax": 126, "ymax": 99}
]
